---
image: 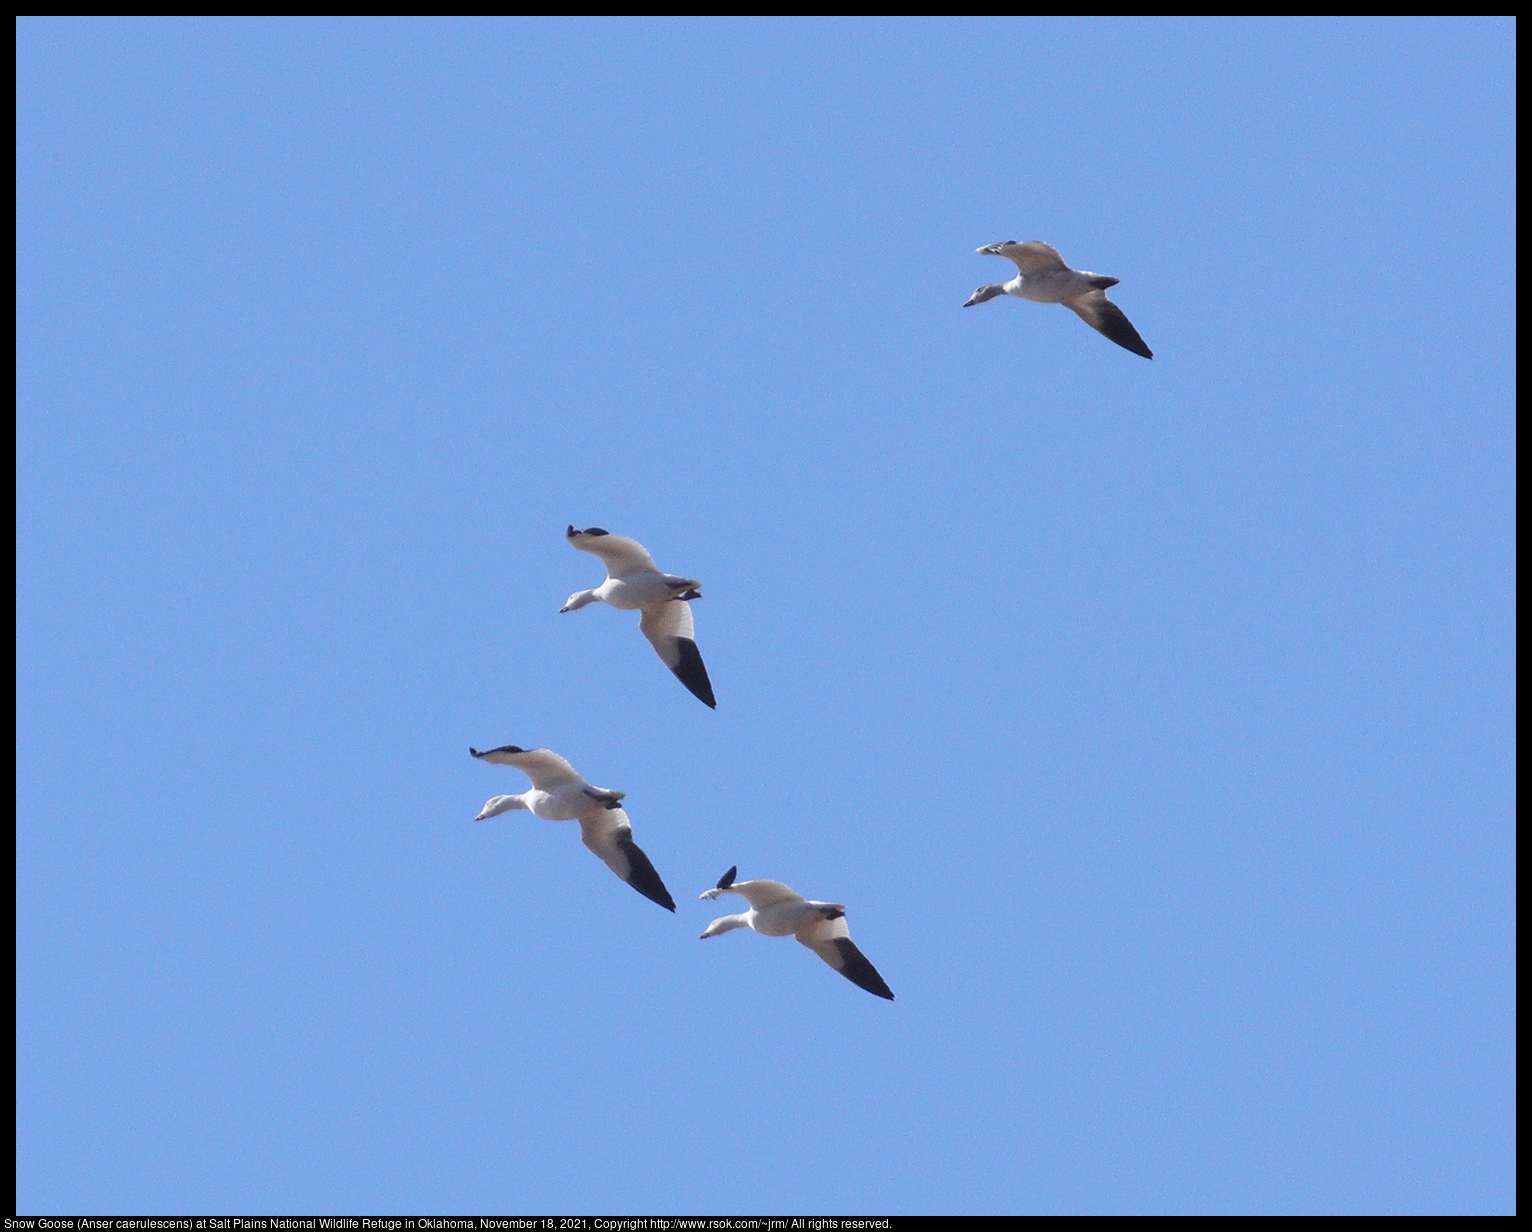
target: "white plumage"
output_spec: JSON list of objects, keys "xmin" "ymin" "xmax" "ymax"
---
[
  {"xmin": 698, "ymin": 866, "xmax": 894, "ymax": 1000},
  {"xmin": 470, "ymin": 745, "xmax": 676, "ymax": 912},
  {"xmin": 560, "ymin": 526, "xmax": 717, "ymax": 708}
]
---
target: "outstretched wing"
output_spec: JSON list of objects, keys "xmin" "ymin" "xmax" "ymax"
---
[
  {"xmin": 566, "ymin": 526, "xmax": 658, "ymax": 578},
  {"xmin": 724, "ymin": 878, "xmax": 803, "ymax": 911},
  {"xmin": 639, "ymin": 598, "xmax": 716, "ymax": 708},
  {"xmin": 469, "ymin": 745, "xmax": 585, "ymax": 790},
  {"xmin": 994, "ymin": 240, "xmax": 1069, "ymax": 277},
  {"xmin": 577, "ymin": 808, "xmax": 676, "ymax": 911},
  {"xmin": 1065, "ymin": 290, "xmax": 1154, "ymax": 359},
  {"xmin": 796, "ymin": 911, "xmax": 895, "ymax": 1000}
]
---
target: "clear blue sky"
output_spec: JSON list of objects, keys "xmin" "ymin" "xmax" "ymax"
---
[{"xmin": 17, "ymin": 17, "xmax": 1514, "ymax": 1216}]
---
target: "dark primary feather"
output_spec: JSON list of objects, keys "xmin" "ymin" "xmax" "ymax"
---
[
  {"xmin": 1070, "ymin": 295, "xmax": 1154, "ymax": 359},
  {"xmin": 829, "ymin": 938, "xmax": 895, "ymax": 1000},
  {"xmin": 671, "ymin": 637, "xmax": 717, "ymax": 708},
  {"xmin": 616, "ymin": 834, "xmax": 676, "ymax": 911}
]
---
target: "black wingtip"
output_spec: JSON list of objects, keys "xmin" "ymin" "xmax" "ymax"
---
[
  {"xmin": 671, "ymin": 637, "xmax": 717, "ymax": 708},
  {"xmin": 628, "ymin": 871, "xmax": 678, "ymax": 913},
  {"xmin": 615, "ymin": 834, "xmax": 676, "ymax": 912},
  {"xmin": 831, "ymin": 938, "xmax": 896, "ymax": 1000},
  {"xmin": 1109, "ymin": 334, "xmax": 1154, "ymax": 360},
  {"xmin": 716, "ymin": 865, "xmax": 737, "ymax": 890},
  {"xmin": 1092, "ymin": 302, "xmax": 1155, "ymax": 359},
  {"xmin": 471, "ymin": 744, "xmax": 524, "ymax": 759},
  {"xmin": 566, "ymin": 524, "xmax": 577, "ymax": 537},
  {"xmin": 635, "ymin": 886, "xmax": 677, "ymax": 912}
]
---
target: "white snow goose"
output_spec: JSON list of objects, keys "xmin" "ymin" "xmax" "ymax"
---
[
  {"xmin": 470, "ymin": 745, "xmax": 676, "ymax": 911},
  {"xmin": 560, "ymin": 526, "xmax": 716, "ymax": 709},
  {"xmin": 699, "ymin": 866, "xmax": 894, "ymax": 1000}
]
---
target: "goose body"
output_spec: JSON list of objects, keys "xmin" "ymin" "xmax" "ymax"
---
[
  {"xmin": 560, "ymin": 526, "xmax": 716, "ymax": 708},
  {"xmin": 470, "ymin": 745, "xmax": 676, "ymax": 911},
  {"xmin": 699, "ymin": 866, "xmax": 894, "ymax": 1000},
  {"xmin": 964, "ymin": 240, "xmax": 1154, "ymax": 359}
]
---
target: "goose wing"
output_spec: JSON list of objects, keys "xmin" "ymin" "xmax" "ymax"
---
[
  {"xmin": 639, "ymin": 598, "xmax": 716, "ymax": 708},
  {"xmin": 795, "ymin": 910, "xmax": 895, "ymax": 1000},
  {"xmin": 986, "ymin": 240, "xmax": 1069, "ymax": 276},
  {"xmin": 1065, "ymin": 290, "xmax": 1154, "ymax": 359},
  {"xmin": 469, "ymin": 745, "xmax": 585, "ymax": 790},
  {"xmin": 577, "ymin": 808, "xmax": 676, "ymax": 911},
  {"xmin": 566, "ymin": 526, "xmax": 658, "ymax": 578},
  {"xmin": 729, "ymin": 878, "xmax": 805, "ymax": 911}
]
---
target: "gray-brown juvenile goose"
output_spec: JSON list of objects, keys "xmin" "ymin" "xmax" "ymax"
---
[{"xmin": 964, "ymin": 240, "xmax": 1153, "ymax": 359}]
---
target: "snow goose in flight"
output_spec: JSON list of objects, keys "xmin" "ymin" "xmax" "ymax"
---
[
  {"xmin": 470, "ymin": 745, "xmax": 676, "ymax": 911},
  {"xmin": 964, "ymin": 240, "xmax": 1153, "ymax": 359},
  {"xmin": 560, "ymin": 525, "xmax": 717, "ymax": 708},
  {"xmin": 699, "ymin": 866, "xmax": 894, "ymax": 1000}
]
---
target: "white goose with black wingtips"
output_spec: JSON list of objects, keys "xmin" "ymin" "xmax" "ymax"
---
[
  {"xmin": 699, "ymin": 867, "xmax": 895, "ymax": 1000},
  {"xmin": 470, "ymin": 745, "xmax": 676, "ymax": 911},
  {"xmin": 560, "ymin": 525, "xmax": 717, "ymax": 709},
  {"xmin": 964, "ymin": 240, "xmax": 1154, "ymax": 359}
]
